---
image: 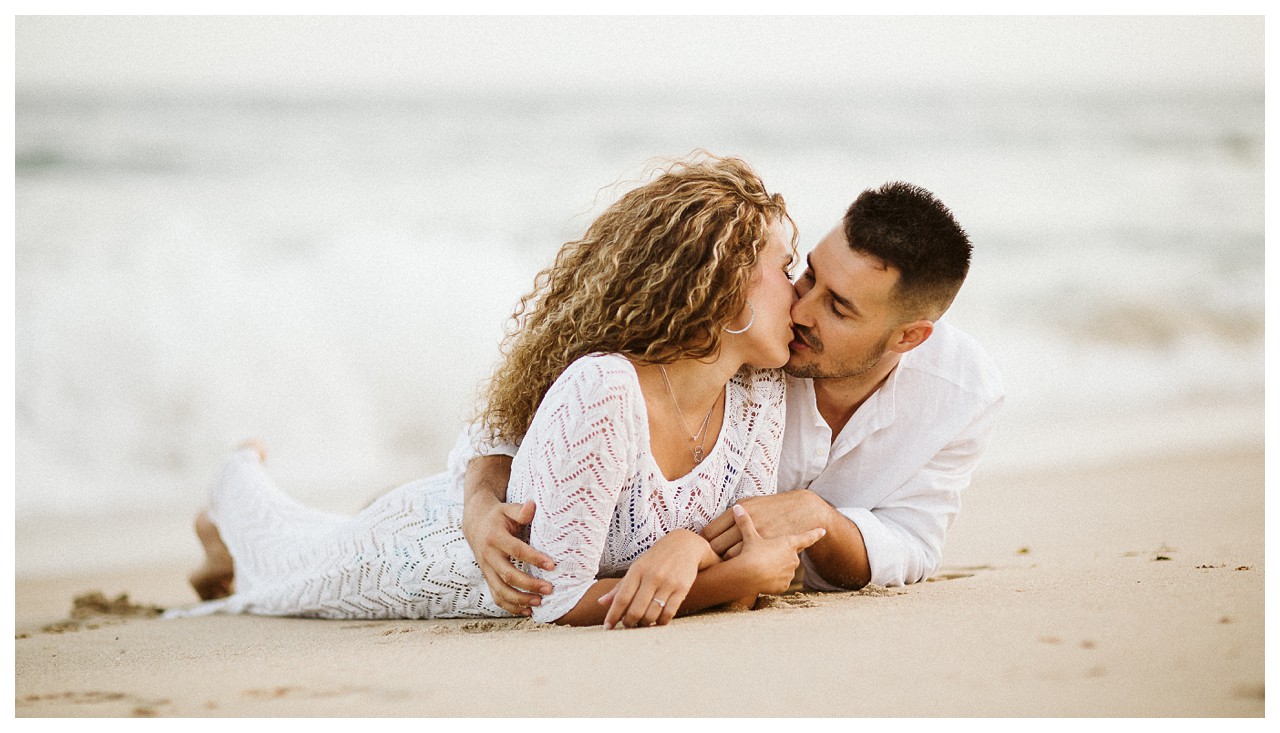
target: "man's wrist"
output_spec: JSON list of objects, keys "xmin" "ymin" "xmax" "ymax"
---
[
  {"xmin": 461, "ymin": 487, "xmax": 500, "ymax": 542},
  {"xmin": 464, "ymin": 487, "xmax": 499, "ymax": 507},
  {"xmin": 796, "ymin": 489, "xmax": 838, "ymax": 533},
  {"xmin": 799, "ymin": 500, "xmax": 872, "ymax": 590}
]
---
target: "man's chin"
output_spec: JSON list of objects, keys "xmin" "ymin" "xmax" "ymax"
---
[{"xmin": 783, "ymin": 356, "xmax": 820, "ymax": 379}]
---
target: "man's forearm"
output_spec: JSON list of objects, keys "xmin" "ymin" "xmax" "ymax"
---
[
  {"xmin": 804, "ymin": 503, "xmax": 873, "ymax": 590},
  {"xmin": 463, "ymin": 455, "xmax": 515, "ymax": 507},
  {"xmin": 679, "ymin": 557, "xmax": 768, "ymax": 615}
]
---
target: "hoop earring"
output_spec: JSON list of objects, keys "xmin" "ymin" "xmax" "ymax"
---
[{"xmin": 723, "ymin": 301, "xmax": 755, "ymax": 335}]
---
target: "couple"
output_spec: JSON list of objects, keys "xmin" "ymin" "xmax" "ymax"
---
[{"xmin": 173, "ymin": 152, "xmax": 1002, "ymax": 630}]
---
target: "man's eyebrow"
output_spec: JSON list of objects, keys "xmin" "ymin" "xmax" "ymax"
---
[{"xmin": 807, "ymin": 253, "xmax": 860, "ymax": 316}]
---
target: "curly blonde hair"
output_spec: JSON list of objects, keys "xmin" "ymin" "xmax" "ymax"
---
[{"xmin": 478, "ymin": 152, "xmax": 794, "ymax": 444}]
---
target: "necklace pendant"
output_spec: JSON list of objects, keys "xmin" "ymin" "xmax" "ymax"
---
[{"xmin": 693, "ymin": 446, "xmax": 704, "ymax": 463}]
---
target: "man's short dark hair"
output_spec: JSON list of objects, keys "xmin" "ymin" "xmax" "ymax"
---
[{"xmin": 843, "ymin": 182, "xmax": 971, "ymax": 320}]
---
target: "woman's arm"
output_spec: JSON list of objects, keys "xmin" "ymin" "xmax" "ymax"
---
[
  {"xmin": 552, "ymin": 505, "xmax": 826, "ymax": 628},
  {"xmin": 511, "ymin": 357, "xmax": 642, "ymax": 624}
]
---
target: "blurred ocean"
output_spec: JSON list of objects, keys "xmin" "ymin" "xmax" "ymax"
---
[{"xmin": 15, "ymin": 88, "xmax": 1264, "ymax": 566}]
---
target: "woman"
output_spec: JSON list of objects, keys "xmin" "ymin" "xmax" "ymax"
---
[{"xmin": 172, "ymin": 153, "xmax": 825, "ymax": 629}]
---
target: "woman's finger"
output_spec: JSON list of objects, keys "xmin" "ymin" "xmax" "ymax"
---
[
  {"xmin": 604, "ymin": 577, "xmax": 639, "ymax": 630},
  {"xmin": 655, "ymin": 587, "xmax": 687, "ymax": 625},
  {"xmin": 634, "ymin": 581, "xmax": 666, "ymax": 628},
  {"xmin": 731, "ymin": 504, "xmax": 761, "ymax": 542},
  {"xmin": 619, "ymin": 576, "xmax": 657, "ymax": 628},
  {"xmin": 707, "ymin": 526, "xmax": 743, "ymax": 556},
  {"xmin": 700, "ymin": 512, "xmax": 737, "ymax": 550},
  {"xmin": 790, "ymin": 526, "xmax": 828, "ymax": 552}
]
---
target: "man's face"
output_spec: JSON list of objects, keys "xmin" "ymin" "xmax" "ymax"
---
[{"xmin": 785, "ymin": 225, "xmax": 901, "ymax": 380}]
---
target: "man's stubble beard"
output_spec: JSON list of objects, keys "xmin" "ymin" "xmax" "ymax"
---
[{"xmin": 783, "ymin": 326, "xmax": 893, "ymax": 381}]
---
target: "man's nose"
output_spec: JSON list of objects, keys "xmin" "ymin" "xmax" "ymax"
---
[{"xmin": 791, "ymin": 284, "xmax": 814, "ymax": 326}]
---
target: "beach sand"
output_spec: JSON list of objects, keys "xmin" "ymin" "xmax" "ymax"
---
[{"xmin": 14, "ymin": 445, "xmax": 1264, "ymax": 717}]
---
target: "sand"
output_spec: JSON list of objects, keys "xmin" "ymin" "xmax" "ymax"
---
[{"xmin": 13, "ymin": 445, "xmax": 1265, "ymax": 717}]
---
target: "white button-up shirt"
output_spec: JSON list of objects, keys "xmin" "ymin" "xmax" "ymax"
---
[{"xmin": 778, "ymin": 320, "xmax": 1004, "ymax": 589}]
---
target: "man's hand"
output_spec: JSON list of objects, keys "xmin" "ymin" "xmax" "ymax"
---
[
  {"xmin": 461, "ymin": 492, "xmax": 557, "ymax": 617},
  {"xmin": 461, "ymin": 454, "xmax": 559, "ymax": 616},
  {"xmin": 701, "ymin": 490, "xmax": 834, "ymax": 557}
]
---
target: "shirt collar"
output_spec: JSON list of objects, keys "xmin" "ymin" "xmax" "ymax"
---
[{"xmin": 831, "ymin": 354, "xmax": 903, "ymax": 450}]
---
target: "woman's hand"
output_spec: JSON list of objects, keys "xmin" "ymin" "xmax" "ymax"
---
[
  {"xmin": 599, "ymin": 529, "xmax": 715, "ymax": 630},
  {"xmin": 731, "ymin": 503, "xmax": 826, "ymax": 595}
]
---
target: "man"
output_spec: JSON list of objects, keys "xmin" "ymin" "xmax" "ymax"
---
[{"xmin": 461, "ymin": 181, "xmax": 1004, "ymax": 615}]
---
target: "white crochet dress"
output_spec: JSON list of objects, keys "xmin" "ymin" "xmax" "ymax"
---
[{"xmin": 167, "ymin": 354, "xmax": 786, "ymax": 623}]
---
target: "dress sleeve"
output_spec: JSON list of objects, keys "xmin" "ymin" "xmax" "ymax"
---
[
  {"xmin": 506, "ymin": 357, "xmax": 637, "ymax": 623},
  {"xmin": 732, "ymin": 368, "xmax": 787, "ymax": 503}
]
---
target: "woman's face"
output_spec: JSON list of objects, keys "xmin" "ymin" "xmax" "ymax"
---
[{"xmin": 734, "ymin": 218, "xmax": 798, "ymax": 369}]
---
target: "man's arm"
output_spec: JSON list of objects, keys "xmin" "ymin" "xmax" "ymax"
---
[
  {"xmin": 555, "ymin": 506, "xmax": 826, "ymax": 628},
  {"xmin": 708, "ymin": 465, "xmax": 994, "ymax": 590},
  {"xmin": 460, "ymin": 454, "xmax": 556, "ymax": 616},
  {"xmin": 702, "ymin": 489, "xmax": 873, "ymax": 589},
  {"xmin": 707, "ymin": 389, "xmax": 1002, "ymax": 589}
]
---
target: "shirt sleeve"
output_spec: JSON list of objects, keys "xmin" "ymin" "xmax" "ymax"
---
[
  {"xmin": 506, "ymin": 358, "xmax": 636, "ymax": 623},
  {"xmin": 733, "ymin": 368, "xmax": 787, "ymax": 503},
  {"xmin": 804, "ymin": 393, "xmax": 1005, "ymax": 589},
  {"xmin": 441, "ymin": 423, "xmax": 522, "ymax": 505},
  {"xmin": 464, "ymin": 421, "xmax": 521, "ymax": 459}
]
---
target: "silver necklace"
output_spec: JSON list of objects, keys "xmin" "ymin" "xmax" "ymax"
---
[{"xmin": 659, "ymin": 364, "xmax": 717, "ymax": 463}]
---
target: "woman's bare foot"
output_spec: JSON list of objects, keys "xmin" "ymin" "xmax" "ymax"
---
[
  {"xmin": 187, "ymin": 442, "xmax": 263, "ymax": 600},
  {"xmin": 188, "ymin": 509, "xmax": 235, "ymax": 600}
]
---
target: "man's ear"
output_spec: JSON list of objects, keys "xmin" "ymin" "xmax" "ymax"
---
[{"xmin": 889, "ymin": 319, "xmax": 934, "ymax": 354}]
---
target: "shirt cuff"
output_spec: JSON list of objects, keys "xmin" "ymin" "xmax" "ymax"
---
[{"xmin": 466, "ymin": 421, "xmax": 520, "ymax": 458}]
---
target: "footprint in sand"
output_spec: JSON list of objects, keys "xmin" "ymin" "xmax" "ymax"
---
[
  {"xmin": 240, "ymin": 685, "xmax": 410, "ymax": 702},
  {"xmin": 926, "ymin": 565, "xmax": 993, "ymax": 582},
  {"xmin": 926, "ymin": 572, "xmax": 975, "ymax": 582},
  {"xmin": 19, "ymin": 690, "xmax": 172, "ymax": 716}
]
